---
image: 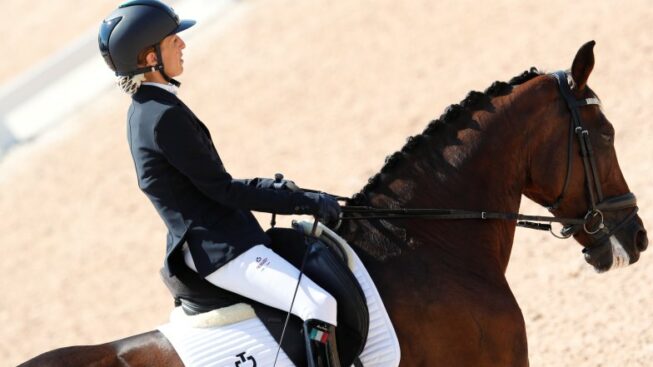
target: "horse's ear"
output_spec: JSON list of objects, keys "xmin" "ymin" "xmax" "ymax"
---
[{"xmin": 571, "ymin": 40, "xmax": 596, "ymax": 91}]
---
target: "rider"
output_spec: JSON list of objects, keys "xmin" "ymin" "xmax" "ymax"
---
[{"xmin": 99, "ymin": 1, "xmax": 341, "ymax": 366}]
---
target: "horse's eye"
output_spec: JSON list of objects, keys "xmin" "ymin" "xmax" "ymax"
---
[
  {"xmin": 599, "ymin": 123, "xmax": 615, "ymax": 144},
  {"xmin": 601, "ymin": 132, "xmax": 614, "ymax": 143}
]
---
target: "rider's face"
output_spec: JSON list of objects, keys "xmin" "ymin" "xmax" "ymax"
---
[{"xmin": 159, "ymin": 34, "xmax": 186, "ymax": 78}]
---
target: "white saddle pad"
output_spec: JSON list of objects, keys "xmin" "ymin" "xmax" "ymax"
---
[{"xmin": 157, "ymin": 221, "xmax": 400, "ymax": 367}]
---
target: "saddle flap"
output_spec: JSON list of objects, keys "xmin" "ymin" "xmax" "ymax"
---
[
  {"xmin": 305, "ymin": 241, "xmax": 369, "ymax": 364},
  {"xmin": 266, "ymin": 227, "xmax": 370, "ymax": 367}
]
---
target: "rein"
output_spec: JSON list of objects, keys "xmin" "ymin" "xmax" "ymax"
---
[
  {"xmin": 304, "ymin": 71, "xmax": 638, "ymax": 241},
  {"xmin": 336, "ymin": 193, "xmax": 637, "ymax": 240},
  {"xmin": 300, "ymin": 188, "xmax": 586, "ymax": 235},
  {"xmin": 339, "ymin": 206, "xmax": 584, "ymax": 231}
]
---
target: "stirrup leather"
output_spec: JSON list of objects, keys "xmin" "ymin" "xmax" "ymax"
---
[{"xmin": 303, "ymin": 320, "xmax": 341, "ymax": 367}]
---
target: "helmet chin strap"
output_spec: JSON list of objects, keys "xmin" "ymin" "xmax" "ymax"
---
[{"xmin": 154, "ymin": 44, "xmax": 181, "ymax": 87}]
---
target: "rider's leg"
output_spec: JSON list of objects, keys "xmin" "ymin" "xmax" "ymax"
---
[
  {"xmin": 182, "ymin": 243, "xmax": 337, "ymax": 324},
  {"xmin": 182, "ymin": 243, "xmax": 340, "ymax": 367}
]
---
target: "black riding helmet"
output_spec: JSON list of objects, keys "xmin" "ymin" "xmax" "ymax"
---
[{"xmin": 99, "ymin": 0, "xmax": 195, "ymax": 85}]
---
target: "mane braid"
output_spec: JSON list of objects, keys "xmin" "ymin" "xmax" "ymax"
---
[{"xmin": 350, "ymin": 67, "xmax": 543, "ymax": 205}]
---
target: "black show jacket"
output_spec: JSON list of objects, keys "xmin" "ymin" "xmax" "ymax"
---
[{"xmin": 127, "ymin": 86, "xmax": 318, "ymax": 277}]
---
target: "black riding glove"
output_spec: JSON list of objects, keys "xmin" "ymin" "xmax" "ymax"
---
[
  {"xmin": 305, "ymin": 192, "xmax": 342, "ymax": 225},
  {"xmin": 272, "ymin": 173, "xmax": 300, "ymax": 192},
  {"xmin": 273, "ymin": 179, "xmax": 300, "ymax": 192}
]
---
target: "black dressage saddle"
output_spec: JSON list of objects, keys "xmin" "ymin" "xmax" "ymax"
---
[{"xmin": 160, "ymin": 227, "xmax": 369, "ymax": 367}]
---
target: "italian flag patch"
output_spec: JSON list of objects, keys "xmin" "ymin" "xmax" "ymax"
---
[{"xmin": 309, "ymin": 327, "xmax": 329, "ymax": 344}]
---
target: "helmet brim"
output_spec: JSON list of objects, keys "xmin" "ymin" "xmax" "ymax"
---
[{"xmin": 173, "ymin": 19, "xmax": 196, "ymax": 34}]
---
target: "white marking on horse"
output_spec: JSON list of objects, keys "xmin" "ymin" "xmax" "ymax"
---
[{"xmin": 609, "ymin": 235, "xmax": 630, "ymax": 270}]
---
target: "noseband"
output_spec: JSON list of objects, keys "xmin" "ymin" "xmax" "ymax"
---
[{"xmin": 302, "ymin": 71, "xmax": 638, "ymax": 243}]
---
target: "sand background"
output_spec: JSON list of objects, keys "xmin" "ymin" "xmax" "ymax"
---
[{"xmin": 1, "ymin": 0, "xmax": 652, "ymax": 366}]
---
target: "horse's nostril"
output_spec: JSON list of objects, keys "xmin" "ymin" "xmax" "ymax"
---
[{"xmin": 636, "ymin": 230, "xmax": 648, "ymax": 252}]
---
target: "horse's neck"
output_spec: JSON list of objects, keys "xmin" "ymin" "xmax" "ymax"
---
[{"xmin": 342, "ymin": 80, "xmax": 548, "ymax": 275}]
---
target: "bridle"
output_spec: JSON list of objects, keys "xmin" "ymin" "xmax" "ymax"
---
[
  {"xmin": 328, "ymin": 71, "xmax": 639, "ymax": 244},
  {"xmin": 545, "ymin": 71, "xmax": 638, "ymax": 241}
]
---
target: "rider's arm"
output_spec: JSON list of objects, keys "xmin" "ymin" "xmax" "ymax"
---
[{"xmin": 154, "ymin": 107, "xmax": 319, "ymax": 215}]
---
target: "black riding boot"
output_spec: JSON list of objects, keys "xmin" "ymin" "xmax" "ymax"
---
[{"xmin": 303, "ymin": 319, "xmax": 341, "ymax": 367}]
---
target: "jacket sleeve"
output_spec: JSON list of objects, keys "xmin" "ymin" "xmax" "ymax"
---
[
  {"xmin": 154, "ymin": 107, "xmax": 319, "ymax": 215},
  {"xmin": 233, "ymin": 177, "xmax": 277, "ymax": 189}
]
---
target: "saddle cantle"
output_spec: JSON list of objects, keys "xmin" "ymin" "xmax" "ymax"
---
[{"xmin": 160, "ymin": 225, "xmax": 369, "ymax": 367}]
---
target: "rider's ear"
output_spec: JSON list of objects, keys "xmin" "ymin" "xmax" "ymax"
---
[
  {"xmin": 145, "ymin": 51, "xmax": 158, "ymax": 67},
  {"xmin": 571, "ymin": 40, "xmax": 596, "ymax": 91}
]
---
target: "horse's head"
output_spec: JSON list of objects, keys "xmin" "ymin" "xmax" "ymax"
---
[{"xmin": 523, "ymin": 41, "xmax": 648, "ymax": 273}]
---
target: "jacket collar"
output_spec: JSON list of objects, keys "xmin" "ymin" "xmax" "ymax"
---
[
  {"xmin": 132, "ymin": 85, "xmax": 203, "ymax": 124},
  {"xmin": 142, "ymin": 82, "xmax": 179, "ymax": 96},
  {"xmin": 132, "ymin": 85, "xmax": 182, "ymax": 105}
]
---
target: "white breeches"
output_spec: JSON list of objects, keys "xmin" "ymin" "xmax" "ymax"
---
[{"xmin": 182, "ymin": 243, "xmax": 338, "ymax": 325}]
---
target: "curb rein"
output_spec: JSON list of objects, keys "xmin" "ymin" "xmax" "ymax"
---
[{"xmin": 315, "ymin": 71, "xmax": 638, "ymax": 242}]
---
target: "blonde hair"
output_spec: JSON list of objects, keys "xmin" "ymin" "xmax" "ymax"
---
[
  {"xmin": 117, "ymin": 45, "xmax": 157, "ymax": 95},
  {"xmin": 117, "ymin": 74, "xmax": 146, "ymax": 94}
]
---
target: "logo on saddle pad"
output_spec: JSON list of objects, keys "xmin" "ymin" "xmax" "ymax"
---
[
  {"xmin": 255, "ymin": 256, "xmax": 270, "ymax": 271},
  {"xmin": 234, "ymin": 352, "xmax": 256, "ymax": 367}
]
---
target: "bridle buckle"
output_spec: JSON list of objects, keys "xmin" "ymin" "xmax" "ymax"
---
[{"xmin": 583, "ymin": 209, "xmax": 605, "ymax": 235}]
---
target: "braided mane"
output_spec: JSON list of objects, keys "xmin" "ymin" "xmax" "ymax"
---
[{"xmin": 349, "ymin": 67, "xmax": 543, "ymax": 205}]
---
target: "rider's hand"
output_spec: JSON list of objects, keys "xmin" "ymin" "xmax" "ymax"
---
[
  {"xmin": 306, "ymin": 192, "xmax": 341, "ymax": 226},
  {"xmin": 273, "ymin": 179, "xmax": 300, "ymax": 192},
  {"xmin": 272, "ymin": 173, "xmax": 300, "ymax": 192}
]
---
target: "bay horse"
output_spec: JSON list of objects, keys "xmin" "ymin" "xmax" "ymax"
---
[{"xmin": 19, "ymin": 41, "xmax": 647, "ymax": 367}]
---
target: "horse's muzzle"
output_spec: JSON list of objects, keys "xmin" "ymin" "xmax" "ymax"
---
[
  {"xmin": 582, "ymin": 213, "xmax": 647, "ymax": 272},
  {"xmin": 582, "ymin": 241, "xmax": 613, "ymax": 272},
  {"xmin": 636, "ymin": 228, "xmax": 648, "ymax": 252}
]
